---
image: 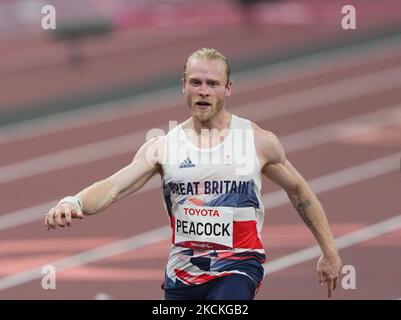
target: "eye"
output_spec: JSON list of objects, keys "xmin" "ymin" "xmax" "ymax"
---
[
  {"xmin": 208, "ymin": 81, "xmax": 218, "ymax": 87},
  {"xmin": 190, "ymin": 79, "xmax": 201, "ymax": 86}
]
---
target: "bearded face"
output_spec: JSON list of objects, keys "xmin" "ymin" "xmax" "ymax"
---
[{"xmin": 183, "ymin": 59, "xmax": 232, "ymax": 123}]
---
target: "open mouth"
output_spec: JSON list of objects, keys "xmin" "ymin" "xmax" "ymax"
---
[{"xmin": 195, "ymin": 101, "xmax": 212, "ymax": 108}]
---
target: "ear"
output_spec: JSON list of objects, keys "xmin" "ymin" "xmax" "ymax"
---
[
  {"xmin": 181, "ymin": 78, "xmax": 186, "ymax": 95},
  {"xmin": 225, "ymin": 80, "xmax": 233, "ymax": 97}
]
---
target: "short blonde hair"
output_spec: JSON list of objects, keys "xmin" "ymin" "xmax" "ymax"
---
[{"xmin": 183, "ymin": 48, "xmax": 231, "ymax": 85}]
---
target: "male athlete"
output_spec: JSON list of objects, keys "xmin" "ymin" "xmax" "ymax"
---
[{"xmin": 44, "ymin": 48, "xmax": 342, "ymax": 300}]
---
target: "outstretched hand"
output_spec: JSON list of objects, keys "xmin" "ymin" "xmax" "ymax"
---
[
  {"xmin": 44, "ymin": 203, "xmax": 84, "ymax": 230},
  {"xmin": 317, "ymin": 253, "xmax": 342, "ymax": 298}
]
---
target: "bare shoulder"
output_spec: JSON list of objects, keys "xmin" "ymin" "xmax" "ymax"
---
[
  {"xmin": 252, "ymin": 122, "xmax": 280, "ymax": 144},
  {"xmin": 134, "ymin": 135, "xmax": 166, "ymax": 166},
  {"xmin": 251, "ymin": 122, "xmax": 285, "ymax": 166}
]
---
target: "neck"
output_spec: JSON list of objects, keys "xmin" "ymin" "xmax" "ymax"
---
[{"xmin": 191, "ymin": 109, "xmax": 232, "ymax": 134}]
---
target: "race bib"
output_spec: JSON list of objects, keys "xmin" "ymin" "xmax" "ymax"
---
[{"xmin": 174, "ymin": 205, "xmax": 234, "ymax": 250}]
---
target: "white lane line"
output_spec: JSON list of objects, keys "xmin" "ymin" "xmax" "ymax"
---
[
  {"xmin": 281, "ymin": 105, "xmax": 401, "ymax": 153},
  {"xmin": 233, "ymin": 64, "xmax": 401, "ymax": 120},
  {"xmin": 1, "ymin": 34, "xmax": 401, "ymax": 144},
  {"xmin": 235, "ymin": 36, "xmax": 401, "ymax": 93},
  {"xmin": 264, "ymin": 214, "xmax": 401, "ymax": 275},
  {"xmin": 1, "ymin": 103, "xmax": 400, "ymax": 185},
  {"xmin": 0, "ymin": 152, "xmax": 399, "ymax": 291},
  {"xmin": 0, "ymin": 177, "xmax": 160, "ymax": 231},
  {"xmin": 0, "ymin": 28, "xmax": 210, "ymax": 75},
  {"xmin": 1, "ymin": 151, "xmax": 399, "ymax": 232},
  {"xmin": 0, "ymin": 88, "xmax": 183, "ymax": 144},
  {"xmin": 0, "ymin": 225, "xmax": 171, "ymax": 291},
  {"xmin": 261, "ymin": 152, "xmax": 401, "ymax": 208}
]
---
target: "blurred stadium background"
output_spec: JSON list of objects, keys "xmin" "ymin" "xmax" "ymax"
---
[{"xmin": 0, "ymin": 0, "xmax": 400, "ymax": 299}]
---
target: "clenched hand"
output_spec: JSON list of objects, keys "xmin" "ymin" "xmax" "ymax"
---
[{"xmin": 44, "ymin": 203, "xmax": 84, "ymax": 230}]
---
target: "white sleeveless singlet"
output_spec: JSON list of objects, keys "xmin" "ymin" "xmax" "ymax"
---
[{"xmin": 161, "ymin": 114, "xmax": 266, "ymax": 289}]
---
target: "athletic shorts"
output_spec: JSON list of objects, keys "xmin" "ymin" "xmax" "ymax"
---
[{"xmin": 164, "ymin": 274, "xmax": 257, "ymax": 300}]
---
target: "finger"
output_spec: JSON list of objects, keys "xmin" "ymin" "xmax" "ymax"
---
[
  {"xmin": 44, "ymin": 215, "xmax": 50, "ymax": 230},
  {"xmin": 47, "ymin": 209, "xmax": 56, "ymax": 229},
  {"xmin": 327, "ymin": 277, "xmax": 334, "ymax": 298},
  {"xmin": 44, "ymin": 210, "xmax": 51, "ymax": 228},
  {"xmin": 332, "ymin": 276, "xmax": 338, "ymax": 291},
  {"xmin": 318, "ymin": 271, "xmax": 325, "ymax": 287},
  {"xmin": 64, "ymin": 207, "xmax": 72, "ymax": 227},
  {"xmin": 44, "ymin": 215, "xmax": 51, "ymax": 230},
  {"xmin": 55, "ymin": 208, "xmax": 65, "ymax": 228}
]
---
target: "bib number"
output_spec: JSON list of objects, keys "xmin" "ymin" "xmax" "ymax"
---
[{"xmin": 174, "ymin": 205, "xmax": 234, "ymax": 250}]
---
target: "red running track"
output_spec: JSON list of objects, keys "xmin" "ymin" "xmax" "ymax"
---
[{"xmin": 0, "ymin": 32, "xmax": 400, "ymax": 300}]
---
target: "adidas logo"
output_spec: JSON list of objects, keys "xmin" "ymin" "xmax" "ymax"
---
[{"xmin": 179, "ymin": 157, "xmax": 195, "ymax": 169}]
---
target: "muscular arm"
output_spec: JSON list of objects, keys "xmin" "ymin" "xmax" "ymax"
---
[
  {"xmin": 254, "ymin": 125, "xmax": 342, "ymax": 297},
  {"xmin": 45, "ymin": 136, "xmax": 164, "ymax": 228},
  {"xmin": 264, "ymin": 158, "xmax": 337, "ymax": 254},
  {"xmin": 77, "ymin": 136, "xmax": 163, "ymax": 215}
]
